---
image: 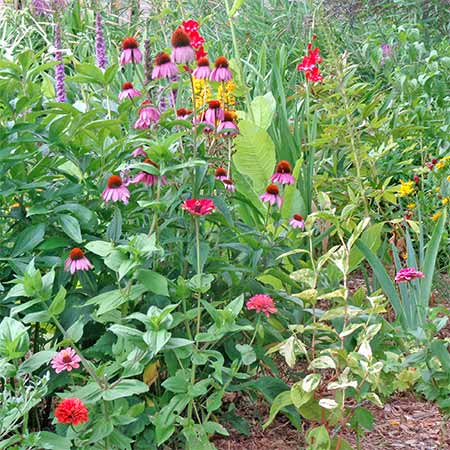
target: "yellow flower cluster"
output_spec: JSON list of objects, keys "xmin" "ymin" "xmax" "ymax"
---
[
  {"xmin": 398, "ymin": 180, "xmax": 414, "ymax": 197},
  {"xmin": 218, "ymin": 80, "xmax": 236, "ymax": 108},
  {"xmin": 192, "ymin": 77, "xmax": 212, "ymax": 110},
  {"xmin": 432, "ymin": 211, "xmax": 442, "ymax": 221}
]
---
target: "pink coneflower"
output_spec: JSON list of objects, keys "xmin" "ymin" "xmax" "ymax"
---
[
  {"xmin": 205, "ymin": 100, "xmax": 224, "ymax": 126},
  {"xmin": 223, "ymin": 178, "xmax": 235, "ymax": 192},
  {"xmin": 217, "ymin": 111, "xmax": 239, "ymax": 136},
  {"xmin": 152, "ymin": 52, "xmax": 178, "ymax": 79},
  {"xmin": 271, "ymin": 161, "xmax": 295, "ymax": 185},
  {"xmin": 134, "ymin": 100, "xmax": 161, "ymax": 129},
  {"xmin": 131, "ymin": 147, "xmax": 147, "ymax": 158},
  {"xmin": 176, "ymin": 108, "xmax": 192, "ymax": 119},
  {"xmin": 64, "ymin": 248, "xmax": 93, "ymax": 274},
  {"xmin": 102, "ymin": 175, "xmax": 130, "ymax": 204},
  {"xmin": 192, "ymin": 57, "xmax": 211, "ymax": 79},
  {"xmin": 132, "ymin": 158, "xmax": 167, "ymax": 186},
  {"xmin": 246, "ymin": 294, "xmax": 277, "ymax": 318},
  {"xmin": 289, "ymin": 214, "xmax": 305, "ymax": 229},
  {"xmin": 260, "ymin": 184, "xmax": 282, "ymax": 208},
  {"xmin": 171, "ymin": 27, "xmax": 195, "ymax": 64},
  {"xmin": 395, "ymin": 267, "xmax": 425, "ymax": 283},
  {"xmin": 120, "ymin": 37, "xmax": 142, "ymax": 65},
  {"xmin": 210, "ymin": 56, "xmax": 232, "ymax": 82},
  {"xmin": 181, "ymin": 198, "xmax": 215, "ymax": 216},
  {"xmin": 54, "ymin": 398, "xmax": 89, "ymax": 426},
  {"xmin": 118, "ymin": 82, "xmax": 141, "ymax": 101},
  {"xmin": 215, "ymin": 167, "xmax": 228, "ymax": 181},
  {"xmin": 51, "ymin": 347, "xmax": 81, "ymax": 374}
]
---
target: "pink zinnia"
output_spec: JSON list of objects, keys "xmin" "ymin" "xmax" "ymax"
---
[
  {"xmin": 181, "ymin": 198, "xmax": 215, "ymax": 216},
  {"xmin": 246, "ymin": 294, "xmax": 277, "ymax": 318},
  {"xmin": 64, "ymin": 248, "xmax": 93, "ymax": 274},
  {"xmin": 217, "ymin": 111, "xmax": 239, "ymax": 136},
  {"xmin": 271, "ymin": 161, "xmax": 295, "ymax": 185},
  {"xmin": 171, "ymin": 27, "xmax": 195, "ymax": 64},
  {"xmin": 131, "ymin": 147, "xmax": 147, "ymax": 158},
  {"xmin": 152, "ymin": 52, "xmax": 178, "ymax": 79},
  {"xmin": 205, "ymin": 100, "xmax": 224, "ymax": 126},
  {"xmin": 120, "ymin": 37, "xmax": 142, "ymax": 65},
  {"xmin": 132, "ymin": 158, "xmax": 167, "ymax": 186},
  {"xmin": 260, "ymin": 184, "xmax": 282, "ymax": 208},
  {"xmin": 289, "ymin": 214, "xmax": 305, "ymax": 229},
  {"xmin": 222, "ymin": 178, "xmax": 235, "ymax": 192},
  {"xmin": 102, "ymin": 175, "xmax": 130, "ymax": 204},
  {"xmin": 134, "ymin": 100, "xmax": 161, "ymax": 129},
  {"xmin": 395, "ymin": 267, "xmax": 425, "ymax": 283},
  {"xmin": 192, "ymin": 57, "xmax": 211, "ymax": 79},
  {"xmin": 215, "ymin": 167, "xmax": 228, "ymax": 181},
  {"xmin": 51, "ymin": 347, "xmax": 81, "ymax": 374},
  {"xmin": 118, "ymin": 82, "xmax": 141, "ymax": 101},
  {"xmin": 54, "ymin": 398, "xmax": 89, "ymax": 425},
  {"xmin": 210, "ymin": 56, "xmax": 232, "ymax": 82}
]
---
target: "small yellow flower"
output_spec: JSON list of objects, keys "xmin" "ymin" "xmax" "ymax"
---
[
  {"xmin": 407, "ymin": 203, "xmax": 416, "ymax": 209},
  {"xmin": 432, "ymin": 211, "xmax": 442, "ymax": 221},
  {"xmin": 398, "ymin": 180, "xmax": 415, "ymax": 197},
  {"xmin": 435, "ymin": 187, "xmax": 441, "ymax": 193},
  {"xmin": 442, "ymin": 197, "xmax": 449, "ymax": 205},
  {"xmin": 192, "ymin": 77, "xmax": 212, "ymax": 110},
  {"xmin": 218, "ymin": 80, "xmax": 236, "ymax": 108},
  {"xmin": 11, "ymin": 202, "xmax": 20, "ymax": 208},
  {"xmin": 435, "ymin": 162, "xmax": 445, "ymax": 170},
  {"xmin": 447, "ymin": 175, "xmax": 450, "ymax": 182}
]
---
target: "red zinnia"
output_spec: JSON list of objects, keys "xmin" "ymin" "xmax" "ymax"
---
[
  {"xmin": 246, "ymin": 294, "xmax": 277, "ymax": 318},
  {"xmin": 54, "ymin": 398, "xmax": 89, "ymax": 425},
  {"xmin": 182, "ymin": 19, "xmax": 199, "ymax": 33},
  {"xmin": 181, "ymin": 198, "xmax": 215, "ymax": 216}
]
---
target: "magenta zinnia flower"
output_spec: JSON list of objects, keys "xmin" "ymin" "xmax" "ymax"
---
[
  {"xmin": 134, "ymin": 100, "xmax": 161, "ymax": 129},
  {"xmin": 217, "ymin": 111, "xmax": 239, "ymax": 136},
  {"xmin": 102, "ymin": 175, "xmax": 130, "ymax": 204},
  {"xmin": 271, "ymin": 161, "xmax": 295, "ymax": 185},
  {"xmin": 260, "ymin": 184, "xmax": 282, "ymax": 208},
  {"xmin": 118, "ymin": 82, "xmax": 141, "ymax": 101},
  {"xmin": 289, "ymin": 214, "xmax": 305, "ymax": 229},
  {"xmin": 210, "ymin": 56, "xmax": 232, "ymax": 82},
  {"xmin": 131, "ymin": 147, "xmax": 147, "ymax": 158},
  {"xmin": 51, "ymin": 347, "xmax": 81, "ymax": 374},
  {"xmin": 64, "ymin": 248, "xmax": 93, "ymax": 274},
  {"xmin": 215, "ymin": 167, "xmax": 228, "ymax": 181},
  {"xmin": 132, "ymin": 159, "xmax": 167, "ymax": 186},
  {"xmin": 181, "ymin": 198, "xmax": 215, "ymax": 216},
  {"xmin": 120, "ymin": 37, "xmax": 142, "ymax": 65},
  {"xmin": 171, "ymin": 27, "xmax": 195, "ymax": 64},
  {"xmin": 152, "ymin": 52, "xmax": 179, "ymax": 79},
  {"xmin": 192, "ymin": 57, "xmax": 211, "ymax": 79},
  {"xmin": 246, "ymin": 294, "xmax": 277, "ymax": 318},
  {"xmin": 395, "ymin": 268, "xmax": 425, "ymax": 283},
  {"xmin": 205, "ymin": 100, "xmax": 224, "ymax": 126}
]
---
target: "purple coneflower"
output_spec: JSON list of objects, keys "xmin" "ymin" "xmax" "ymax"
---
[
  {"xmin": 95, "ymin": 12, "xmax": 108, "ymax": 70},
  {"xmin": 171, "ymin": 27, "xmax": 195, "ymax": 64},
  {"xmin": 132, "ymin": 147, "xmax": 147, "ymax": 158},
  {"xmin": 120, "ymin": 37, "xmax": 142, "ymax": 65},
  {"xmin": 260, "ymin": 184, "xmax": 282, "ymax": 208},
  {"xmin": 192, "ymin": 57, "xmax": 211, "ymax": 79},
  {"xmin": 118, "ymin": 82, "xmax": 141, "ymax": 101},
  {"xmin": 134, "ymin": 101, "xmax": 161, "ymax": 129},
  {"xmin": 271, "ymin": 161, "xmax": 295, "ymax": 185},
  {"xmin": 176, "ymin": 108, "xmax": 192, "ymax": 119},
  {"xmin": 64, "ymin": 248, "xmax": 93, "ymax": 274},
  {"xmin": 210, "ymin": 56, "xmax": 232, "ymax": 82},
  {"xmin": 132, "ymin": 159, "xmax": 167, "ymax": 187},
  {"xmin": 152, "ymin": 52, "xmax": 178, "ymax": 79},
  {"xmin": 217, "ymin": 111, "xmax": 239, "ymax": 136},
  {"xmin": 205, "ymin": 100, "xmax": 224, "ymax": 126},
  {"xmin": 289, "ymin": 214, "xmax": 305, "ymax": 229},
  {"xmin": 223, "ymin": 178, "xmax": 236, "ymax": 192},
  {"xmin": 102, "ymin": 175, "xmax": 130, "ymax": 204},
  {"xmin": 215, "ymin": 167, "xmax": 228, "ymax": 181},
  {"xmin": 54, "ymin": 23, "xmax": 66, "ymax": 103}
]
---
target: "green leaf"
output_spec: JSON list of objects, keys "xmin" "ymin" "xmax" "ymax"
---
[
  {"xmin": 349, "ymin": 222, "xmax": 384, "ymax": 271},
  {"xmin": 350, "ymin": 407, "xmax": 374, "ymax": 431},
  {"xmin": 102, "ymin": 379, "xmax": 149, "ymax": 401},
  {"xmin": 236, "ymin": 344, "xmax": 256, "ymax": 365},
  {"xmin": 242, "ymin": 93, "xmax": 276, "ymax": 130},
  {"xmin": 306, "ymin": 425, "xmax": 331, "ymax": 450},
  {"xmin": 228, "ymin": 0, "xmax": 245, "ymax": 16},
  {"xmin": 85, "ymin": 240, "xmax": 114, "ymax": 257},
  {"xmin": 262, "ymin": 390, "xmax": 293, "ymax": 429},
  {"xmin": 107, "ymin": 208, "xmax": 122, "ymax": 242},
  {"xmin": 57, "ymin": 160, "xmax": 83, "ymax": 181},
  {"xmin": 0, "ymin": 317, "xmax": 30, "ymax": 360},
  {"xmin": 18, "ymin": 350, "xmax": 56, "ymax": 375},
  {"xmin": 58, "ymin": 214, "xmax": 82, "ymax": 243},
  {"xmin": 34, "ymin": 431, "xmax": 72, "ymax": 450},
  {"xmin": 48, "ymin": 286, "xmax": 66, "ymax": 316},
  {"xmin": 233, "ymin": 119, "xmax": 276, "ymax": 192},
  {"xmin": 137, "ymin": 269, "xmax": 169, "ymax": 296},
  {"xmin": 11, "ymin": 224, "xmax": 46, "ymax": 257}
]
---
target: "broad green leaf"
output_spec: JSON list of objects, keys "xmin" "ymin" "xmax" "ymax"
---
[
  {"xmin": 58, "ymin": 214, "xmax": 82, "ymax": 243},
  {"xmin": 18, "ymin": 350, "xmax": 56, "ymax": 375},
  {"xmin": 48, "ymin": 286, "xmax": 66, "ymax": 316},
  {"xmin": 262, "ymin": 390, "xmax": 293, "ymax": 429},
  {"xmin": 11, "ymin": 224, "xmax": 46, "ymax": 257},
  {"xmin": 102, "ymin": 379, "xmax": 149, "ymax": 401},
  {"xmin": 236, "ymin": 344, "xmax": 256, "ymax": 365},
  {"xmin": 0, "ymin": 317, "xmax": 30, "ymax": 359},
  {"xmin": 137, "ymin": 269, "xmax": 169, "ymax": 296},
  {"xmin": 306, "ymin": 425, "xmax": 331, "ymax": 450}
]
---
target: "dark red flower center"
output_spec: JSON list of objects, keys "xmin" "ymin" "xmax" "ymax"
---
[
  {"xmin": 122, "ymin": 37, "xmax": 139, "ymax": 50},
  {"xmin": 223, "ymin": 111, "xmax": 235, "ymax": 122},
  {"xmin": 215, "ymin": 167, "xmax": 227, "ymax": 177},
  {"xmin": 154, "ymin": 52, "xmax": 171, "ymax": 66},
  {"xmin": 266, "ymin": 184, "xmax": 279, "ymax": 195},
  {"xmin": 69, "ymin": 248, "xmax": 84, "ymax": 260},
  {"xmin": 197, "ymin": 57, "xmax": 210, "ymax": 67},
  {"xmin": 215, "ymin": 56, "xmax": 229, "ymax": 68},
  {"xmin": 208, "ymin": 100, "xmax": 221, "ymax": 109},
  {"xmin": 107, "ymin": 175, "xmax": 123, "ymax": 188},
  {"xmin": 293, "ymin": 214, "xmax": 304, "ymax": 221},
  {"xmin": 144, "ymin": 158, "xmax": 159, "ymax": 168},
  {"xmin": 122, "ymin": 82, "xmax": 134, "ymax": 90},
  {"xmin": 276, "ymin": 160, "xmax": 292, "ymax": 174},
  {"xmin": 177, "ymin": 108, "xmax": 192, "ymax": 116},
  {"xmin": 223, "ymin": 178, "xmax": 233, "ymax": 185},
  {"xmin": 172, "ymin": 27, "xmax": 191, "ymax": 47},
  {"xmin": 62, "ymin": 353, "xmax": 72, "ymax": 363}
]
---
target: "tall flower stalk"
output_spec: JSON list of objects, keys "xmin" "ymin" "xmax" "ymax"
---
[
  {"xmin": 54, "ymin": 22, "xmax": 66, "ymax": 103},
  {"xmin": 95, "ymin": 12, "xmax": 108, "ymax": 70}
]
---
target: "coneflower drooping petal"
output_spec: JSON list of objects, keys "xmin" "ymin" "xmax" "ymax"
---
[
  {"xmin": 95, "ymin": 12, "xmax": 108, "ymax": 70},
  {"xmin": 54, "ymin": 23, "xmax": 66, "ymax": 103}
]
